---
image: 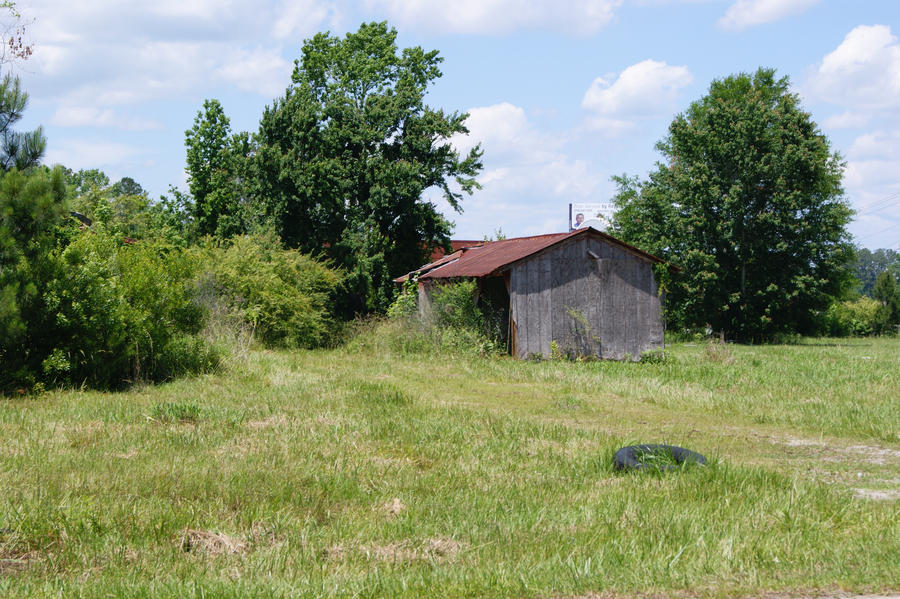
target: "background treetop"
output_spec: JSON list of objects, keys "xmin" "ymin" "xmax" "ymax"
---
[
  {"xmin": 613, "ymin": 67, "xmax": 854, "ymax": 341},
  {"xmin": 249, "ymin": 21, "xmax": 483, "ymax": 314}
]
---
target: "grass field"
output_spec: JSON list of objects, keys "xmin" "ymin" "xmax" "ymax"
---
[{"xmin": 1, "ymin": 334, "xmax": 899, "ymax": 598}]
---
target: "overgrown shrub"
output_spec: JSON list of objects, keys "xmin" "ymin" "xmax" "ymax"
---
[
  {"xmin": 36, "ymin": 233, "xmax": 219, "ymax": 389},
  {"xmin": 1, "ymin": 168, "xmax": 68, "ymax": 373},
  {"xmin": 386, "ymin": 279, "xmax": 417, "ymax": 320},
  {"xmin": 2, "ymin": 223, "xmax": 219, "ymax": 393},
  {"xmin": 430, "ymin": 280, "xmax": 486, "ymax": 331},
  {"xmin": 375, "ymin": 279, "xmax": 503, "ymax": 356},
  {"xmin": 193, "ymin": 235, "xmax": 342, "ymax": 349},
  {"xmin": 2, "ymin": 168, "xmax": 343, "ymax": 393},
  {"xmin": 822, "ymin": 297, "xmax": 881, "ymax": 337},
  {"xmin": 1, "ymin": 168, "xmax": 217, "ymax": 391}
]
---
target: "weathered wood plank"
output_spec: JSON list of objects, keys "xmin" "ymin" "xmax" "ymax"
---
[
  {"xmin": 513, "ymin": 264, "xmax": 528, "ymax": 358},
  {"xmin": 539, "ymin": 254, "xmax": 552, "ymax": 356},
  {"xmin": 498, "ymin": 232, "xmax": 665, "ymax": 360},
  {"xmin": 527, "ymin": 258, "xmax": 541, "ymax": 356},
  {"xmin": 635, "ymin": 263, "xmax": 649, "ymax": 356},
  {"xmin": 649, "ymin": 270, "xmax": 664, "ymax": 346},
  {"xmin": 550, "ymin": 244, "xmax": 570, "ymax": 354},
  {"xmin": 585, "ymin": 237, "xmax": 602, "ymax": 357}
]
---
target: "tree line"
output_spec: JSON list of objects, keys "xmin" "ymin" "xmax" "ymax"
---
[
  {"xmin": 610, "ymin": 67, "xmax": 898, "ymax": 340},
  {"xmin": 1, "ymin": 20, "xmax": 482, "ymax": 392},
  {"xmin": 182, "ymin": 22, "xmax": 482, "ymax": 315},
  {"xmin": 3, "ymin": 16, "xmax": 899, "ymax": 393}
]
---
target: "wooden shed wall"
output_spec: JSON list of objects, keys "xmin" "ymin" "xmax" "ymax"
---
[{"xmin": 508, "ymin": 236, "xmax": 663, "ymax": 360}]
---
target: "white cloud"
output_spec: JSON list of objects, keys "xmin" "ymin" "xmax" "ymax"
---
[
  {"xmin": 362, "ymin": 0, "xmax": 623, "ymax": 35},
  {"xmin": 582, "ymin": 117, "xmax": 635, "ymax": 137},
  {"xmin": 214, "ymin": 47, "xmax": 293, "ymax": 97},
  {"xmin": 147, "ymin": 0, "xmax": 228, "ymax": 20},
  {"xmin": 842, "ymin": 129, "xmax": 900, "ymax": 248},
  {"xmin": 580, "ymin": 60, "xmax": 692, "ymax": 135},
  {"xmin": 443, "ymin": 102, "xmax": 607, "ymax": 237},
  {"xmin": 804, "ymin": 25, "xmax": 900, "ymax": 248},
  {"xmin": 582, "ymin": 60, "xmax": 692, "ymax": 116},
  {"xmin": 808, "ymin": 25, "xmax": 900, "ymax": 112},
  {"xmin": 272, "ymin": 0, "xmax": 334, "ymax": 39},
  {"xmin": 43, "ymin": 140, "xmax": 144, "ymax": 171},
  {"xmin": 50, "ymin": 107, "xmax": 161, "ymax": 131},
  {"xmin": 822, "ymin": 111, "xmax": 870, "ymax": 130},
  {"xmin": 717, "ymin": 0, "xmax": 820, "ymax": 31},
  {"xmin": 848, "ymin": 130, "xmax": 900, "ymax": 162},
  {"xmin": 451, "ymin": 103, "xmax": 530, "ymax": 158},
  {"xmin": 22, "ymin": 0, "xmax": 335, "ymax": 105}
]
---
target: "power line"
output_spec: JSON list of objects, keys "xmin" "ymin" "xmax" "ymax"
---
[
  {"xmin": 857, "ymin": 220, "xmax": 900, "ymax": 242},
  {"xmin": 855, "ymin": 191, "xmax": 900, "ymax": 217}
]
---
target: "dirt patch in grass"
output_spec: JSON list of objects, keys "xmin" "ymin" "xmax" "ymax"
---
[
  {"xmin": 325, "ymin": 537, "xmax": 465, "ymax": 564},
  {"xmin": 245, "ymin": 414, "xmax": 288, "ymax": 430},
  {"xmin": 180, "ymin": 529, "xmax": 247, "ymax": 556},
  {"xmin": 0, "ymin": 537, "xmax": 39, "ymax": 577},
  {"xmin": 783, "ymin": 437, "xmax": 900, "ymax": 466},
  {"xmin": 380, "ymin": 497, "xmax": 406, "ymax": 517},
  {"xmin": 774, "ymin": 436, "xmax": 900, "ymax": 499},
  {"xmin": 557, "ymin": 591, "xmax": 900, "ymax": 599},
  {"xmin": 852, "ymin": 488, "xmax": 900, "ymax": 500},
  {"xmin": 0, "ymin": 554, "xmax": 35, "ymax": 576},
  {"xmin": 362, "ymin": 536, "xmax": 464, "ymax": 563},
  {"xmin": 0, "ymin": 527, "xmax": 59, "ymax": 577},
  {"xmin": 321, "ymin": 544, "xmax": 347, "ymax": 561}
]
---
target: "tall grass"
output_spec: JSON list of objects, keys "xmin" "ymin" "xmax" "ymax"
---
[{"xmin": 1, "ymin": 339, "xmax": 898, "ymax": 597}]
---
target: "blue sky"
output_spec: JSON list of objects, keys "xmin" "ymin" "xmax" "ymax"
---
[{"xmin": 13, "ymin": 0, "xmax": 900, "ymax": 249}]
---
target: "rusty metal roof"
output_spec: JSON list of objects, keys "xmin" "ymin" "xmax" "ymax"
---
[
  {"xmin": 394, "ymin": 227, "xmax": 671, "ymax": 283},
  {"xmin": 428, "ymin": 240, "xmax": 482, "ymax": 262}
]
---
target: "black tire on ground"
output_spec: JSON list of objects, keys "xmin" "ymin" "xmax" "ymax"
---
[{"xmin": 613, "ymin": 444, "xmax": 707, "ymax": 471}]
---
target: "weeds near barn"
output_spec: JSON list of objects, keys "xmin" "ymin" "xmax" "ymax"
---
[
  {"xmin": 0, "ymin": 338, "xmax": 898, "ymax": 597},
  {"xmin": 704, "ymin": 338, "xmax": 735, "ymax": 364}
]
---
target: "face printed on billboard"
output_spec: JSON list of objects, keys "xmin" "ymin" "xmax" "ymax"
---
[{"xmin": 569, "ymin": 202, "xmax": 614, "ymax": 231}]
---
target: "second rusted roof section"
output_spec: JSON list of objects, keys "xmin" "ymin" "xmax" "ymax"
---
[{"xmin": 396, "ymin": 227, "xmax": 673, "ymax": 283}]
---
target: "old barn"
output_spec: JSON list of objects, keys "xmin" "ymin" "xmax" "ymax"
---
[{"xmin": 397, "ymin": 227, "xmax": 670, "ymax": 360}]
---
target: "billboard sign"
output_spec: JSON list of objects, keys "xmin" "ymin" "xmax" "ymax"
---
[{"xmin": 569, "ymin": 202, "xmax": 615, "ymax": 231}]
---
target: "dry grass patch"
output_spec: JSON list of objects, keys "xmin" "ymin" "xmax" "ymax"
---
[
  {"xmin": 0, "ymin": 533, "xmax": 40, "ymax": 577},
  {"xmin": 245, "ymin": 414, "xmax": 289, "ymax": 430},
  {"xmin": 324, "ymin": 537, "xmax": 466, "ymax": 564},
  {"xmin": 361, "ymin": 536, "xmax": 464, "ymax": 563},
  {"xmin": 179, "ymin": 529, "xmax": 247, "ymax": 557},
  {"xmin": 0, "ymin": 553, "xmax": 36, "ymax": 576},
  {"xmin": 781, "ymin": 437, "xmax": 900, "ymax": 465},
  {"xmin": 380, "ymin": 497, "xmax": 406, "ymax": 517}
]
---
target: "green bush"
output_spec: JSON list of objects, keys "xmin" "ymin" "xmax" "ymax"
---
[
  {"xmin": 430, "ymin": 279, "xmax": 485, "ymax": 331},
  {"xmin": 193, "ymin": 235, "xmax": 342, "ymax": 349},
  {"xmin": 37, "ymin": 233, "xmax": 219, "ymax": 389},
  {"xmin": 386, "ymin": 279, "xmax": 418, "ymax": 320},
  {"xmin": 1, "ymin": 168, "xmax": 219, "ymax": 393},
  {"xmin": 823, "ymin": 297, "xmax": 881, "ymax": 337},
  {"xmin": 365, "ymin": 279, "xmax": 502, "ymax": 357}
]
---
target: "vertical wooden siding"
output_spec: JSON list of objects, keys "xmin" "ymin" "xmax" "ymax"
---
[{"xmin": 509, "ymin": 235, "xmax": 663, "ymax": 360}]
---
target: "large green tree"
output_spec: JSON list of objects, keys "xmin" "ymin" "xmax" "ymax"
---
[
  {"xmin": 872, "ymin": 271, "xmax": 899, "ymax": 333},
  {"xmin": 850, "ymin": 248, "xmax": 900, "ymax": 297},
  {"xmin": 0, "ymin": 74, "xmax": 44, "ymax": 171},
  {"xmin": 613, "ymin": 68, "xmax": 854, "ymax": 341},
  {"xmin": 184, "ymin": 99, "xmax": 251, "ymax": 237},
  {"xmin": 1, "ymin": 2, "xmax": 43, "ymax": 171},
  {"xmin": 251, "ymin": 21, "xmax": 482, "ymax": 313},
  {"xmin": 0, "ymin": 167, "xmax": 67, "ymax": 389}
]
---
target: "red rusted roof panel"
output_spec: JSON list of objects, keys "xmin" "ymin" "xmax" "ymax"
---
[
  {"xmin": 420, "ymin": 232, "xmax": 570, "ymax": 279},
  {"xmin": 395, "ymin": 227, "xmax": 673, "ymax": 283},
  {"xmin": 429, "ymin": 240, "xmax": 482, "ymax": 262}
]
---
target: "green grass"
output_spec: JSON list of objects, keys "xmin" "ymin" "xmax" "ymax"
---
[{"xmin": 1, "ymin": 336, "xmax": 898, "ymax": 598}]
